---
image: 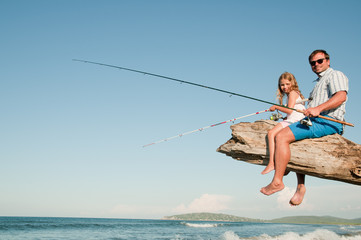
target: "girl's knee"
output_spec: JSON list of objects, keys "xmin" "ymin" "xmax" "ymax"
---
[
  {"xmin": 268, "ymin": 126, "xmax": 280, "ymax": 137},
  {"xmin": 267, "ymin": 129, "xmax": 276, "ymax": 138}
]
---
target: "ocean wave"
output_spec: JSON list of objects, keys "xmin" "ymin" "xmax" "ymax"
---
[
  {"xmin": 181, "ymin": 222, "xmax": 222, "ymax": 228},
  {"xmin": 222, "ymin": 231, "xmax": 242, "ymax": 240},
  {"xmin": 340, "ymin": 225, "xmax": 361, "ymax": 234},
  {"xmin": 222, "ymin": 229, "xmax": 361, "ymax": 240}
]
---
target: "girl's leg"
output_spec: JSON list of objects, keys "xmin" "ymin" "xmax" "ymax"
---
[{"xmin": 261, "ymin": 123, "xmax": 284, "ymax": 175}]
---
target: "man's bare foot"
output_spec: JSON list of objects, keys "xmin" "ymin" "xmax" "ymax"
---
[
  {"xmin": 289, "ymin": 184, "xmax": 306, "ymax": 206},
  {"xmin": 261, "ymin": 165, "xmax": 274, "ymax": 175},
  {"xmin": 260, "ymin": 182, "xmax": 284, "ymax": 195}
]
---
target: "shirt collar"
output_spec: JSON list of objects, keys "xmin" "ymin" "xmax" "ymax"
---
[
  {"xmin": 318, "ymin": 67, "xmax": 331, "ymax": 77},
  {"xmin": 315, "ymin": 67, "xmax": 332, "ymax": 81}
]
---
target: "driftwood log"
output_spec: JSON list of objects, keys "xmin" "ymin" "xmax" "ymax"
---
[{"xmin": 217, "ymin": 120, "xmax": 361, "ymax": 186}]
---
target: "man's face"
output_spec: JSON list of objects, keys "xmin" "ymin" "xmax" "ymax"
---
[{"xmin": 310, "ymin": 52, "xmax": 330, "ymax": 74}]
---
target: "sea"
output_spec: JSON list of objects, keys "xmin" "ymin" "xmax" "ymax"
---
[{"xmin": 1, "ymin": 217, "xmax": 361, "ymax": 240}]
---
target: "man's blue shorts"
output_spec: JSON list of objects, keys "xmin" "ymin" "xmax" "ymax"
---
[{"xmin": 288, "ymin": 115, "xmax": 343, "ymax": 141}]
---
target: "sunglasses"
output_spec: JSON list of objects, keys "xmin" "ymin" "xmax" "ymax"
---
[{"xmin": 310, "ymin": 58, "xmax": 327, "ymax": 66}]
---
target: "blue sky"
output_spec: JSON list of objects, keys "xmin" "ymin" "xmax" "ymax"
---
[{"xmin": 1, "ymin": 0, "xmax": 360, "ymax": 220}]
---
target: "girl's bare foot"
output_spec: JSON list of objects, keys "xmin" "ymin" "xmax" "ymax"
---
[
  {"xmin": 289, "ymin": 184, "xmax": 306, "ymax": 206},
  {"xmin": 261, "ymin": 165, "xmax": 274, "ymax": 175},
  {"xmin": 260, "ymin": 181, "xmax": 285, "ymax": 195}
]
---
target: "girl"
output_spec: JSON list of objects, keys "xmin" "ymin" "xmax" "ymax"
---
[{"xmin": 261, "ymin": 72, "xmax": 306, "ymax": 175}]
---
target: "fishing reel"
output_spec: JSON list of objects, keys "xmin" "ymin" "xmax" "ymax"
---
[
  {"xmin": 269, "ymin": 111, "xmax": 283, "ymax": 121},
  {"xmin": 300, "ymin": 117, "xmax": 313, "ymax": 127}
]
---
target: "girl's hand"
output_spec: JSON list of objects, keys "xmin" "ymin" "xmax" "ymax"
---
[{"xmin": 269, "ymin": 105, "xmax": 277, "ymax": 111}]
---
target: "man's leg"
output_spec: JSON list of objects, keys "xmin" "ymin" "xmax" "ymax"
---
[
  {"xmin": 260, "ymin": 127, "xmax": 295, "ymax": 195},
  {"xmin": 290, "ymin": 173, "xmax": 306, "ymax": 206}
]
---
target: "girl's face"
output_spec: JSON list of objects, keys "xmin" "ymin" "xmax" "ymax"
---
[{"xmin": 279, "ymin": 78, "xmax": 292, "ymax": 94}]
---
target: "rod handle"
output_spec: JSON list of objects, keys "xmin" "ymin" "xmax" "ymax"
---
[
  {"xmin": 317, "ymin": 115, "xmax": 354, "ymax": 127},
  {"xmin": 295, "ymin": 109, "xmax": 354, "ymax": 127}
]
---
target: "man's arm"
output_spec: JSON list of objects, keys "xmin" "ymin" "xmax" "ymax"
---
[{"xmin": 304, "ymin": 91, "xmax": 347, "ymax": 117}]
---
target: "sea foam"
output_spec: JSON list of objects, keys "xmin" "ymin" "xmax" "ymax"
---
[
  {"xmin": 182, "ymin": 222, "xmax": 221, "ymax": 228},
  {"xmin": 223, "ymin": 229, "xmax": 361, "ymax": 240}
]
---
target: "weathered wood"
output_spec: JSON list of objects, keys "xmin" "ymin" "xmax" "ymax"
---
[{"xmin": 217, "ymin": 120, "xmax": 361, "ymax": 186}]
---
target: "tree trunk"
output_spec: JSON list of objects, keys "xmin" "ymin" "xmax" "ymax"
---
[{"xmin": 217, "ymin": 120, "xmax": 361, "ymax": 186}]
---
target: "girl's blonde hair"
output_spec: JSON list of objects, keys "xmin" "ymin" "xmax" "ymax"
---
[{"xmin": 277, "ymin": 72, "xmax": 304, "ymax": 105}]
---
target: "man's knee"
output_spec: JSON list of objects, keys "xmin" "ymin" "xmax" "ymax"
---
[{"xmin": 275, "ymin": 127, "xmax": 295, "ymax": 144}]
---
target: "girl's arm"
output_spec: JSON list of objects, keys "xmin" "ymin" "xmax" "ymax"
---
[{"xmin": 273, "ymin": 90, "xmax": 299, "ymax": 114}]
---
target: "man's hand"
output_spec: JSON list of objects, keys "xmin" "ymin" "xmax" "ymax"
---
[{"xmin": 304, "ymin": 107, "xmax": 321, "ymax": 117}]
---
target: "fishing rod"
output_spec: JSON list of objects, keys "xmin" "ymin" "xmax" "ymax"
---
[
  {"xmin": 73, "ymin": 59, "xmax": 354, "ymax": 127},
  {"xmin": 143, "ymin": 109, "xmax": 270, "ymax": 147},
  {"xmin": 144, "ymin": 98, "xmax": 310, "ymax": 147}
]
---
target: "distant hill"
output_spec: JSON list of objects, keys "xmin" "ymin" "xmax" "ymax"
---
[{"xmin": 163, "ymin": 212, "xmax": 361, "ymax": 225}]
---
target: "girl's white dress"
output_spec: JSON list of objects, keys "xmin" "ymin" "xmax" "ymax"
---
[{"xmin": 281, "ymin": 95, "xmax": 306, "ymax": 126}]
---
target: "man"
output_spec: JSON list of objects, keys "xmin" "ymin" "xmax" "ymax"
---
[{"xmin": 260, "ymin": 49, "xmax": 349, "ymax": 205}]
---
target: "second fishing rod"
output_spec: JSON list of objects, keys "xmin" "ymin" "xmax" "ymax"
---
[{"xmin": 73, "ymin": 59, "xmax": 354, "ymax": 127}]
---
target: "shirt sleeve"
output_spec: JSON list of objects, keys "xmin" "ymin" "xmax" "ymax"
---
[{"xmin": 329, "ymin": 70, "xmax": 349, "ymax": 95}]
